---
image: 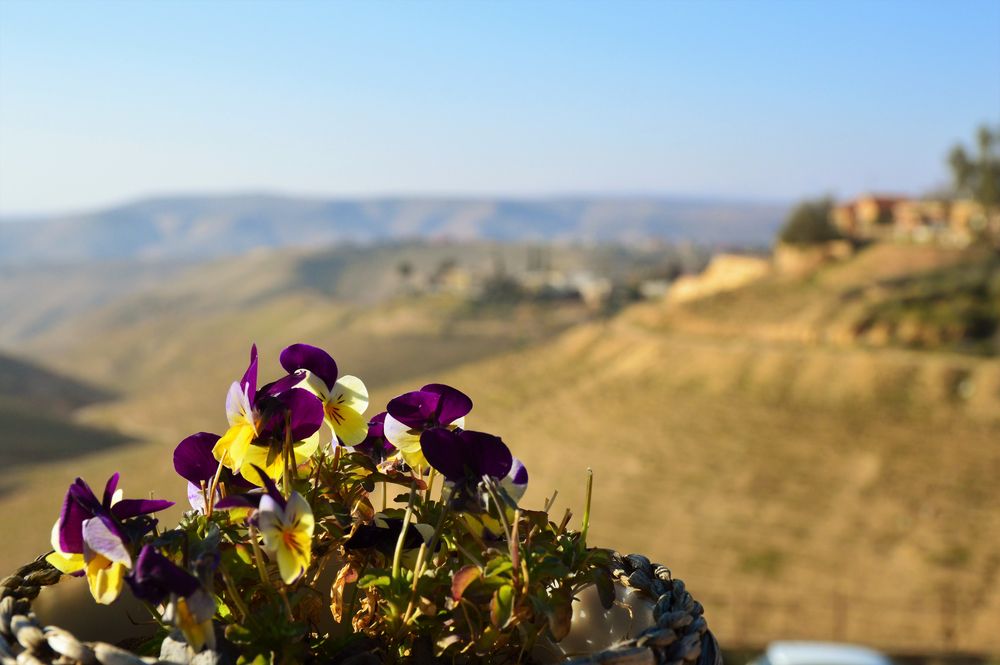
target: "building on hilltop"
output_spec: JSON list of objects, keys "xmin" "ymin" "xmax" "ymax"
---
[{"xmin": 831, "ymin": 194, "xmax": 999, "ymax": 247}]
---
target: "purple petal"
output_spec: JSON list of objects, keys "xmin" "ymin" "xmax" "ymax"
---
[
  {"xmin": 260, "ymin": 370, "xmax": 306, "ymax": 397},
  {"xmin": 111, "ymin": 498, "xmax": 174, "ymax": 520},
  {"xmin": 367, "ymin": 411, "xmax": 387, "ymax": 438},
  {"xmin": 241, "ymin": 344, "xmax": 259, "ymax": 409},
  {"xmin": 58, "ymin": 479, "xmax": 101, "ymax": 553},
  {"xmin": 419, "ymin": 428, "xmax": 467, "ymax": 482},
  {"xmin": 459, "ymin": 430, "xmax": 513, "ymax": 480},
  {"xmin": 386, "ymin": 390, "xmax": 440, "ymax": 429},
  {"xmin": 356, "ymin": 412, "xmax": 394, "ymax": 461},
  {"xmin": 279, "ymin": 388, "xmax": 325, "ymax": 441},
  {"xmin": 127, "ymin": 544, "xmax": 200, "ymax": 604},
  {"xmin": 509, "ymin": 458, "xmax": 528, "ymax": 487},
  {"xmin": 422, "ymin": 384, "xmax": 473, "ymax": 426},
  {"xmin": 280, "ymin": 343, "xmax": 338, "ymax": 392},
  {"xmin": 248, "ymin": 465, "xmax": 285, "ymax": 509},
  {"xmin": 102, "ymin": 473, "xmax": 120, "ymax": 508},
  {"xmin": 173, "ymin": 432, "xmax": 221, "ymax": 484},
  {"xmin": 214, "ymin": 493, "xmax": 263, "ymax": 510}
]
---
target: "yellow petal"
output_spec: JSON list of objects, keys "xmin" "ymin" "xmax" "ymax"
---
[
  {"xmin": 278, "ymin": 531, "xmax": 312, "ymax": 584},
  {"xmin": 331, "ymin": 405, "xmax": 369, "ymax": 447},
  {"xmin": 175, "ymin": 597, "xmax": 215, "ymax": 652},
  {"xmin": 46, "ymin": 551, "xmax": 84, "ymax": 575},
  {"xmin": 333, "ymin": 375, "xmax": 369, "ymax": 413},
  {"xmin": 239, "ymin": 444, "xmax": 283, "ymax": 486},
  {"xmin": 86, "ymin": 556, "xmax": 126, "ymax": 605},
  {"xmin": 400, "ymin": 447, "xmax": 428, "ymax": 469},
  {"xmin": 214, "ymin": 423, "xmax": 255, "ymax": 470}
]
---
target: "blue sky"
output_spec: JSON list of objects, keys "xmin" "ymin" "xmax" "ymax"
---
[{"xmin": 0, "ymin": 0, "xmax": 998, "ymax": 215}]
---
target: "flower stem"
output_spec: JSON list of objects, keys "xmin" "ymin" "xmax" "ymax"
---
[
  {"xmin": 206, "ymin": 461, "xmax": 225, "ymax": 515},
  {"xmin": 282, "ymin": 417, "xmax": 293, "ymax": 498},
  {"xmin": 391, "ymin": 482, "xmax": 417, "ymax": 581},
  {"xmin": 424, "ymin": 486, "xmax": 452, "ymax": 558},
  {"xmin": 581, "ymin": 467, "xmax": 593, "ymax": 548},
  {"xmin": 221, "ymin": 567, "xmax": 251, "ymax": 623},
  {"xmin": 247, "ymin": 522, "xmax": 272, "ymax": 588}
]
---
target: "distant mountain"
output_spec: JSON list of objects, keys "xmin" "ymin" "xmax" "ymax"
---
[{"xmin": 0, "ymin": 194, "xmax": 787, "ymax": 264}]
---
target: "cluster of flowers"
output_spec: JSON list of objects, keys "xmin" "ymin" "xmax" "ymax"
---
[{"xmin": 45, "ymin": 344, "xmax": 605, "ymax": 662}]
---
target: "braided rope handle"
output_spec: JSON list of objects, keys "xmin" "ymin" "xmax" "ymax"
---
[
  {"xmin": 564, "ymin": 553, "xmax": 722, "ymax": 665},
  {"xmin": 0, "ymin": 554, "xmax": 167, "ymax": 665}
]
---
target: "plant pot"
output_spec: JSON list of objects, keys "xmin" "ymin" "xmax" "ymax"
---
[{"xmin": 1, "ymin": 551, "xmax": 720, "ymax": 665}]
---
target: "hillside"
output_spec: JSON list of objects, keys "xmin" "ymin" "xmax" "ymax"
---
[
  {"xmin": 0, "ymin": 352, "xmax": 132, "ymax": 492},
  {"xmin": 0, "ymin": 194, "xmax": 785, "ymax": 265},
  {"xmin": 3, "ymin": 243, "xmax": 999, "ymax": 654}
]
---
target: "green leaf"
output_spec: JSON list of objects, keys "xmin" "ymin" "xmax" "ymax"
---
[
  {"xmin": 358, "ymin": 574, "xmax": 392, "ymax": 589},
  {"xmin": 490, "ymin": 584, "xmax": 515, "ymax": 628},
  {"xmin": 451, "ymin": 564, "xmax": 481, "ymax": 601},
  {"xmin": 484, "ymin": 558, "xmax": 514, "ymax": 580}
]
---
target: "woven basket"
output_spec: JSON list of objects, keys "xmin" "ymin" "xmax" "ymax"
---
[{"xmin": 0, "ymin": 551, "xmax": 720, "ymax": 665}]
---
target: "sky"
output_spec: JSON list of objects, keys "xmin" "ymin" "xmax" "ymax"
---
[{"xmin": 0, "ymin": 0, "xmax": 998, "ymax": 216}]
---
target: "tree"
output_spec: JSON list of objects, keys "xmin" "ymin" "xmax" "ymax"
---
[
  {"xmin": 778, "ymin": 197, "xmax": 841, "ymax": 245},
  {"xmin": 948, "ymin": 125, "xmax": 1000, "ymax": 210}
]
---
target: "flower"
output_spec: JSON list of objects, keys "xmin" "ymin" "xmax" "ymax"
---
[
  {"xmin": 383, "ymin": 384, "xmax": 472, "ymax": 467},
  {"xmin": 420, "ymin": 428, "xmax": 513, "ymax": 489},
  {"xmin": 501, "ymin": 457, "xmax": 529, "ymax": 503},
  {"xmin": 127, "ymin": 545, "xmax": 216, "ymax": 651},
  {"xmin": 211, "ymin": 345, "xmax": 326, "ymax": 485},
  {"xmin": 173, "ymin": 432, "xmax": 254, "ymax": 511},
  {"xmin": 127, "ymin": 544, "xmax": 201, "ymax": 604},
  {"xmin": 280, "ymin": 343, "xmax": 370, "ymax": 449},
  {"xmin": 251, "ymin": 467, "xmax": 315, "ymax": 585},
  {"xmin": 47, "ymin": 474, "xmax": 173, "ymax": 604},
  {"xmin": 354, "ymin": 411, "xmax": 396, "ymax": 464}
]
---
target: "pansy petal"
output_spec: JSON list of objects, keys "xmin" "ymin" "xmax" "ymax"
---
[
  {"xmin": 46, "ymin": 549, "xmax": 85, "ymax": 575},
  {"xmin": 386, "ymin": 390, "xmax": 439, "ymax": 429},
  {"xmin": 111, "ymin": 498, "xmax": 174, "ymax": 520},
  {"xmin": 275, "ymin": 536, "xmax": 310, "ymax": 584},
  {"xmin": 502, "ymin": 457, "xmax": 529, "ymax": 502},
  {"xmin": 383, "ymin": 413, "xmax": 422, "ymax": 454},
  {"xmin": 241, "ymin": 344, "xmax": 259, "ymax": 408},
  {"xmin": 461, "ymin": 430, "xmax": 513, "ymax": 480},
  {"xmin": 419, "ymin": 428, "xmax": 467, "ymax": 482},
  {"xmin": 82, "ymin": 516, "xmax": 131, "ymax": 566},
  {"xmin": 283, "ymin": 388, "xmax": 326, "ymax": 441},
  {"xmin": 333, "ymin": 375, "xmax": 369, "ymax": 413},
  {"xmin": 239, "ymin": 447, "xmax": 284, "ymax": 488},
  {"xmin": 214, "ymin": 493, "xmax": 262, "ymax": 510},
  {"xmin": 174, "ymin": 432, "xmax": 222, "ymax": 484},
  {"xmin": 261, "ymin": 370, "xmax": 308, "ymax": 397},
  {"xmin": 285, "ymin": 492, "xmax": 315, "ymax": 539},
  {"xmin": 331, "ymin": 404, "xmax": 369, "ymax": 447},
  {"xmin": 102, "ymin": 473, "xmax": 120, "ymax": 508},
  {"xmin": 280, "ymin": 344, "xmax": 338, "ymax": 392},
  {"xmin": 214, "ymin": 423, "xmax": 255, "ymax": 470},
  {"xmin": 423, "ymin": 384, "xmax": 473, "ymax": 425},
  {"xmin": 256, "ymin": 495, "xmax": 284, "ymax": 550},
  {"xmin": 87, "ymin": 557, "xmax": 127, "ymax": 605},
  {"xmin": 58, "ymin": 487, "xmax": 92, "ymax": 554},
  {"xmin": 127, "ymin": 544, "xmax": 200, "ymax": 604}
]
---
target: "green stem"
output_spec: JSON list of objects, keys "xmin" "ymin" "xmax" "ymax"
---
[
  {"xmin": 391, "ymin": 483, "xmax": 417, "ymax": 581},
  {"xmin": 282, "ymin": 417, "xmax": 293, "ymax": 498},
  {"xmin": 248, "ymin": 522, "xmax": 272, "ymax": 588},
  {"xmin": 581, "ymin": 467, "xmax": 593, "ymax": 548},
  {"xmin": 424, "ymin": 486, "xmax": 452, "ymax": 558}
]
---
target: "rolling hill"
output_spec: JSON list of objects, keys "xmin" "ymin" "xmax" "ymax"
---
[{"xmin": 0, "ymin": 194, "xmax": 786, "ymax": 265}]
